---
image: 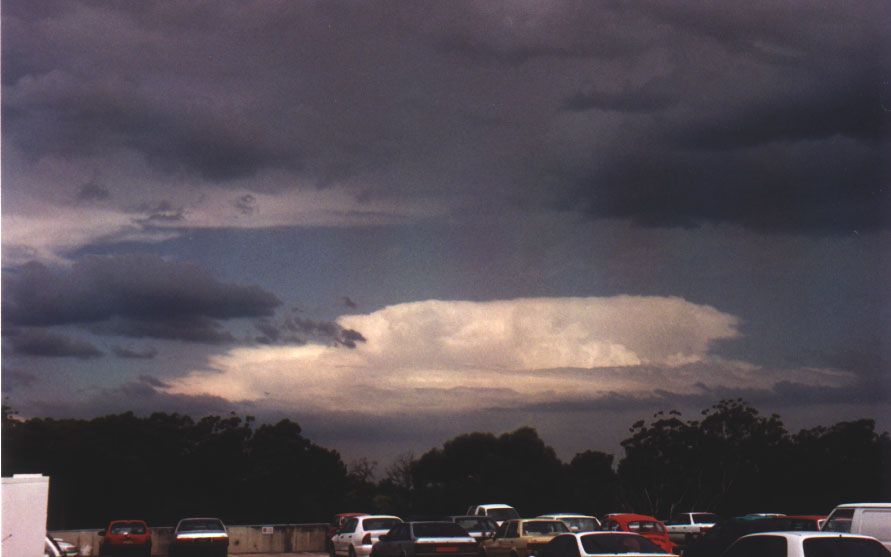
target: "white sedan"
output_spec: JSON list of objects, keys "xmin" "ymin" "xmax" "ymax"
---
[
  {"xmin": 721, "ymin": 531, "xmax": 890, "ymax": 557},
  {"xmin": 332, "ymin": 514, "xmax": 403, "ymax": 557},
  {"xmin": 539, "ymin": 532, "xmax": 677, "ymax": 557}
]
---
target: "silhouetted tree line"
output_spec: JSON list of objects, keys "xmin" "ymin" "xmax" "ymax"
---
[{"xmin": 3, "ymin": 399, "xmax": 889, "ymax": 529}]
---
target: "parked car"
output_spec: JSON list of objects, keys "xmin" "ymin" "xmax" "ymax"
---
[
  {"xmin": 663, "ymin": 512, "xmax": 720, "ymax": 546},
  {"xmin": 447, "ymin": 516, "xmax": 499, "ymax": 541},
  {"xmin": 603, "ymin": 514, "xmax": 674, "ymax": 554},
  {"xmin": 536, "ymin": 515, "xmax": 601, "ymax": 533},
  {"xmin": 371, "ymin": 521, "xmax": 477, "ymax": 557},
  {"xmin": 481, "ymin": 519, "xmax": 571, "ymax": 557},
  {"xmin": 823, "ymin": 502, "xmax": 891, "ymax": 551},
  {"xmin": 539, "ymin": 532, "xmax": 677, "ymax": 557},
  {"xmin": 168, "ymin": 517, "xmax": 228, "ymax": 557},
  {"xmin": 467, "ymin": 505, "xmax": 521, "ymax": 526},
  {"xmin": 332, "ymin": 515, "xmax": 403, "ymax": 557},
  {"xmin": 328, "ymin": 514, "xmax": 369, "ymax": 555},
  {"xmin": 684, "ymin": 516, "xmax": 798, "ymax": 557},
  {"xmin": 54, "ymin": 538, "xmax": 80, "ymax": 557},
  {"xmin": 98, "ymin": 520, "xmax": 152, "ymax": 556},
  {"xmin": 722, "ymin": 531, "xmax": 890, "ymax": 556}
]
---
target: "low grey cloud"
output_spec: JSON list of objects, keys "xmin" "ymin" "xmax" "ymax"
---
[
  {"xmin": 1, "ymin": 368, "xmax": 40, "ymax": 391},
  {"xmin": 112, "ymin": 345, "xmax": 158, "ymax": 360},
  {"xmin": 7, "ymin": 329, "xmax": 103, "ymax": 359},
  {"xmin": 3, "ymin": 254, "xmax": 281, "ymax": 327},
  {"xmin": 76, "ymin": 181, "xmax": 111, "ymax": 202},
  {"xmin": 254, "ymin": 315, "xmax": 366, "ymax": 348},
  {"xmin": 94, "ymin": 316, "xmax": 236, "ymax": 345}
]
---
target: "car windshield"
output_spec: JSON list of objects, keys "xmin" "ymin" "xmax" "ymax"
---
[
  {"xmin": 456, "ymin": 518, "xmax": 494, "ymax": 532},
  {"xmin": 822, "ymin": 510, "xmax": 854, "ymax": 533},
  {"xmin": 413, "ymin": 523, "xmax": 468, "ymax": 538},
  {"xmin": 803, "ymin": 538, "xmax": 888, "ymax": 557},
  {"xmin": 627, "ymin": 521, "xmax": 665, "ymax": 534},
  {"xmin": 581, "ymin": 534, "xmax": 664, "ymax": 554},
  {"xmin": 364, "ymin": 518, "xmax": 401, "ymax": 531},
  {"xmin": 178, "ymin": 519, "xmax": 225, "ymax": 532},
  {"xmin": 488, "ymin": 508, "xmax": 520, "ymax": 521},
  {"xmin": 691, "ymin": 514, "xmax": 720, "ymax": 523},
  {"xmin": 111, "ymin": 522, "xmax": 146, "ymax": 534},
  {"xmin": 525, "ymin": 521, "xmax": 570, "ymax": 535},
  {"xmin": 561, "ymin": 518, "xmax": 598, "ymax": 532}
]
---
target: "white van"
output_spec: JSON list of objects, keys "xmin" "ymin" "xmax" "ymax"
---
[{"xmin": 822, "ymin": 503, "xmax": 891, "ymax": 550}]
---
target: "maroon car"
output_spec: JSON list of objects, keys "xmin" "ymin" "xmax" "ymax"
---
[{"xmin": 98, "ymin": 520, "xmax": 152, "ymax": 557}]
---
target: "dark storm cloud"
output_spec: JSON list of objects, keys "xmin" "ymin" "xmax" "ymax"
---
[
  {"xmin": 4, "ymin": 1, "xmax": 888, "ymax": 233},
  {"xmin": 76, "ymin": 181, "xmax": 111, "ymax": 202},
  {"xmin": 1, "ymin": 369, "xmax": 40, "ymax": 391},
  {"xmin": 8, "ymin": 329, "xmax": 104, "ymax": 359},
  {"xmin": 3, "ymin": 254, "xmax": 281, "ymax": 327},
  {"xmin": 93, "ymin": 316, "xmax": 236, "ymax": 344},
  {"xmin": 112, "ymin": 345, "xmax": 158, "ymax": 359},
  {"xmin": 285, "ymin": 316, "xmax": 367, "ymax": 348}
]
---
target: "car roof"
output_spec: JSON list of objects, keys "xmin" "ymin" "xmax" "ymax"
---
[
  {"xmin": 477, "ymin": 504, "xmax": 514, "ymax": 509},
  {"xmin": 539, "ymin": 514, "xmax": 596, "ymax": 519},
  {"xmin": 740, "ymin": 531, "xmax": 879, "ymax": 540},
  {"xmin": 835, "ymin": 503, "xmax": 891, "ymax": 509},
  {"xmin": 360, "ymin": 515, "xmax": 402, "ymax": 520}
]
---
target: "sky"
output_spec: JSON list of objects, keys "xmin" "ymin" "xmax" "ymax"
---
[{"xmin": 2, "ymin": 1, "xmax": 890, "ymax": 466}]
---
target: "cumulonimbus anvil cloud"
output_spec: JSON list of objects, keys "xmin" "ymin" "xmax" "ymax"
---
[{"xmin": 163, "ymin": 296, "xmax": 852, "ymax": 414}]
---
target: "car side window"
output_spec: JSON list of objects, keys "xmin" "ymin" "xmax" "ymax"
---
[
  {"xmin": 605, "ymin": 521, "xmax": 620, "ymax": 532},
  {"xmin": 724, "ymin": 536, "xmax": 787, "ymax": 557},
  {"xmin": 342, "ymin": 518, "xmax": 359, "ymax": 534},
  {"xmin": 505, "ymin": 522, "xmax": 519, "ymax": 538},
  {"xmin": 495, "ymin": 522, "xmax": 509, "ymax": 539}
]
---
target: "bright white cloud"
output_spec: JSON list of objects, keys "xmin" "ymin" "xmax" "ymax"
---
[{"xmin": 164, "ymin": 296, "xmax": 853, "ymax": 414}]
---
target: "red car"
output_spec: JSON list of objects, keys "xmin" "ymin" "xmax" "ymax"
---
[
  {"xmin": 603, "ymin": 513, "xmax": 675, "ymax": 554},
  {"xmin": 98, "ymin": 520, "xmax": 152, "ymax": 557}
]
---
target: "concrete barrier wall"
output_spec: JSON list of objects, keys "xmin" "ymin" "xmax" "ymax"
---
[{"xmin": 50, "ymin": 523, "xmax": 328, "ymax": 556}]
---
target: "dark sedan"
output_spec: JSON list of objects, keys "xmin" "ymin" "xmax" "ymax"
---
[{"xmin": 372, "ymin": 521, "xmax": 478, "ymax": 557}]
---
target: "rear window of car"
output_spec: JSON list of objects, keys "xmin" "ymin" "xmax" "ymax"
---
[
  {"xmin": 627, "ymin": 521, "xmax": 666, "ymax": 534},
  {"xmin": 580, "ymin": 534, "xmax": 663, "ymax": 554},
  {"xmin": 413, "ymin": 523, "xmax": 468, "ymax": 538},
  {"xmin": 525, "ymin": 521, "xmax": 570, "ymax": 535},
  {"xmin": 364, "ymin": 518, "xmax": 401, "ymax": 531},
  {"xmin": 111, "ymin": 522, "xmax": 147, "ymax": 534},
  {"xmin": 178, "ymin": 519, "xmax": 225, "ymax": 532},
  {"xmin": 803, "ymin": 537, "xmax": 889, "ymax": 557},
  {"xmin": 692, "ymin": 513, "xmax": 720, "ymax": 523},
  {"xmin": 823, "ymin": 509, "xmax": 855, "ymax": 533}
]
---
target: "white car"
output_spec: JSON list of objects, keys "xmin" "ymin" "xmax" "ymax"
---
[
  {"xmin": 539, "ymin": 532, "xmax": 677, "ymax": 557},
  {"xmin": 722, "ymin": 531, "xmax": 890, "ymax": 557},
  {"xmin": 537, "ymin": 515, "xmax": 601, "ymax": 533},
  {"xmin": 331, "ymin": 514, "xmax": 403, "ymax": 557},
  {"xmin": 467, "ymin": 504, "xmax": 521, "ymax": 526}
]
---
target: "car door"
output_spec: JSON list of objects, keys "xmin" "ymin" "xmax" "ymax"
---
[
  {"xmin": 502, "ymin": 521, "xmax": 521, "ymax": 557},
  {"xmin": 487, "ymin": 522, "xmax": 510, "ymax": 557},
  {"xmin": 336, "ymin": 518, "xmax": 360, "ymax": 556}
]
